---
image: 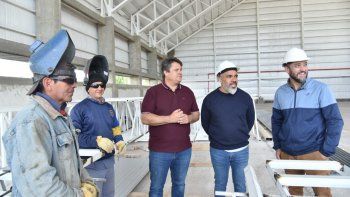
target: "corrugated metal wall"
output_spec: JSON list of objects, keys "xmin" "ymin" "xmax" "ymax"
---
[
  {"xmin": 61, "ymin": 6, "xmax": 98, "ymax": 59},
  {"xmin": 141, "ymin": 48, "xmax": 148, "ymax": 73},
  {"xmin": 176, "ymin": 0, "xmax": 350, "ymax": 100},
  {"xmin": 115, "ymin": 34, "xmax": 130, "ymax": 68},
  {"xmin": 0, "ymin": 0, "xmax": 36, "ymax": 45}
]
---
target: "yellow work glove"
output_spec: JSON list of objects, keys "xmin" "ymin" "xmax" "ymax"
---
[
  {"xmin": 81, "ymin": 181, "xmax": 99, "ymax": 197},
  {"xmin": 96, "ymin": 136, "xmax": 114, "ymax": 153},
  {"xmin": 116, "ymin": 141, "xmax": 126, "ymax": 156}
]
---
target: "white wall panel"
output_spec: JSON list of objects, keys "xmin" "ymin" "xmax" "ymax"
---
[
  {"xmin": 141, "ymin": 48, "xmax": 148, "ymax": 73},
  {"xmin": 118, "ymin": 89, "xmax": 141, "ymax": 97},
  {"xmin": 0, "ymin": 0, "xmax": 35, "ymax": 45},
  {"xmin": 303, "ymin": 0, "xmax": 350, "ymax": 98},
  {"xmin": 61, "ymin": 6, "xmax": 98, "ymax": 59},
  {"xmin": 157, "ymin": 57, "xmax": 162, "ymax": 75},
  {"xmin": 176, "ymin": 0, "xmax": 350, "ymax": 100},
  {"xmin": 115, "ymin": 34, "xmax": 130, "ymax": 69},
  {"xmin": 177, "ymin": 0, "xmax": 257, "ymax": 98}
]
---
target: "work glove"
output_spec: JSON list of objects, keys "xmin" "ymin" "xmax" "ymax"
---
[
  {"xmin": 96, "ymin": 136, "xmax": 114, "ymax": 153},
  {"xmin": 116, "ymin": 141, "xmax": 126, "ymax": 156},
  {"xmin": 81, "ymin": 181, "xmax": 99, "ymax": 197}
]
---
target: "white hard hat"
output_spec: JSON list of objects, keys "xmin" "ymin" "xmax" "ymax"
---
[
  {"xmin": 282, "ymin": 48, "xmax": 310, "ymax": 65},
  {"xmin": 216, "ymin": 60, "xmax": 237, "ymax": 76}
]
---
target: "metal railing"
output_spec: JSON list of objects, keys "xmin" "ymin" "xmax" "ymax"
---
[
  {"xmin": 0, "ymin": 108, "xmax": 19, "ymax": 169},
  {"xmin": 69, "ymin": 97, "xmax": 148, "ymax": 144},
  {"xmin": 0, "ymin": 97, "xmax": 148, "ymax": 169},
  {"xmin": 266, "ymin": 159, "xmax": 350, "ymax": 197}
]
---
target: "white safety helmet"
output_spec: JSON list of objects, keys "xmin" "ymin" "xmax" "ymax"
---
[
  {"xmin": 216, "ymin": 60, "xmax": 238, "ymax": 76},
  {"xmin": 282, "ymin": 48, "xmax": 310, "ymax": 66}
]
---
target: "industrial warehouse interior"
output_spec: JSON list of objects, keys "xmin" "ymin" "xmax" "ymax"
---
[{"xmin": 0, "ymin": 0, "xmax": 350, "ymax": 196}]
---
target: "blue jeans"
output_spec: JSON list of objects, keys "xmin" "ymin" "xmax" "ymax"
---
[
  {"xmin": 85, "ymin": 156, "xmax": 115, "ymax": 197},
  {"xmin": 149, "ymin": 148, "xmax": 192, "ymax": 197},
  {"xmin": 210, "ymin": 147, "xmax": 249, "ymax": 196}
]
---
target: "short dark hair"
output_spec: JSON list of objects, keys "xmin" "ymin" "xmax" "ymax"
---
[
  {"xmin": 161, "ymin": 57, "xmax": 183, "ymax": 80},
  {"xmin": 35, "ymin": 80, "xmax": 44, "ymax": 94},
  {"xmin": 34, "ymin": 77, "xmax": 58, "ymax": 94}
]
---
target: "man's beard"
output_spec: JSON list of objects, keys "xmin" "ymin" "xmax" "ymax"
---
[
  {"xmin": 228, "ymin": 87, "xmax": 237, "ymax": 95},
  {"xmin": 290, "ymin": 71, "xmax": 308, "ymax": 84},
  {"xmin": 225, "ymin": 85, "xmax": 237, "ymax": 95}
]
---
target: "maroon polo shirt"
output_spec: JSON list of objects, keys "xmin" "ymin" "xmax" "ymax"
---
[{"xmin": 141, "ymin": 82, "xmax": 199, "ymax": 152}]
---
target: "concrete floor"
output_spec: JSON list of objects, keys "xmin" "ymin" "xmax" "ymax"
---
[
  {"xmin": 125, "ymin": 101, "xmax": 350, "ymax": 197},
  {"xmin": 129, "ymin": 139, "xmax": 279, "ymax": 197}
]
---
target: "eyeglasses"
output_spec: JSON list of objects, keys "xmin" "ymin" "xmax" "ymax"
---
[
  {"xmin": 51, "ymin": 76, "xmax": 77, "ymax": 85},
  {"xmin": 90, "ymin": 83, "xmax": 106, "ymax": 89}
]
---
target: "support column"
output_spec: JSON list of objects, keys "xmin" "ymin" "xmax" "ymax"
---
[
  {"xmin": 98, "ymin": 17, "xmax": 116, "ymax": 97},
  {"xmin": 129, "ymin": 36, "xmax": 142, "ymax": 96},
  {"xmin": 147, "ymin": 48, "xmax": 158, "ymax": 76},
  {"xmin": 98, "ymin": 17, "xmax": 115, "ymax": 68},
  {"xmin": 129, "ymin": 36, "xmax": 142, "ymax": 72},
  {"xmin": 167, "ymin": 50, "xmax": 175, "ymax": 58},
  {"xmin": 36, "ymin": 0, "xmax": 61, "ymax": 41}
]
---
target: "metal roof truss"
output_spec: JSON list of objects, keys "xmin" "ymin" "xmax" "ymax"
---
[
  {"xmin": 131, "ymin": 0, "xmax": 191, "ymax": 35},
  {"xmin": 148, "ymin": 0, "xmax": 247, "ymax": 54},
  {"xmin": 101, "ymin": 0, "xmax": 247, "ymax": 54},
  {"xmin": 101, "ymin": 0, "xmax": 133, "ymax": 16}
]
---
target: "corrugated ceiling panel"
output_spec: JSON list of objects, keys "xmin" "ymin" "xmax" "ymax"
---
[
  {"xmin": 61, "ymin": 6, "xmax": 98, "ymax": 59},
  {"xmin": 0, "ymin": 0, "xmax": 35, "ymax": 45},
  {"xmin": 115, "ymin": 34, "xmax": 129, "ymax": 69}
]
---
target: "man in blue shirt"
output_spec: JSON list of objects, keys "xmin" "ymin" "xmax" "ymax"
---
[
  {"xmin": 201, "ymin": 61, "xmax": 255, "ymax": 196},
  {"xmin": 71, "ymin": 55, "xmax": 125, "ymax": 197},
  {"xmin": 272, "ymin": 48, "xmax": 344, "ymax": 196}
]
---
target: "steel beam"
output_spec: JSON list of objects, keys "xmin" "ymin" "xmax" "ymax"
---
[
  {"xmin": 266, "ymin": 159, "xmax": 343, "ymax": 172},
  {"xmin": 277, "ymin": 174, "xmax": 350, "ymax": 188},
  {"xmin": 131, "ymin": 0, "xmax": 189, "ymax": 35},
  {"xmin": 156, "ymin": 0, "xmax": 226, "ymax": 44},
  {"xmin": 244, "ymin": 166, "xmax": 264, "ymax": 197},
  {"xmin": 110, "ymin": 0, "xmax": 132, "ymax": 15},
  {"xmin": 266, "ymin": 159, "xmax": 350, "ymax": 196},
  {"xmin": 101, "ymin": 0, "xmax": 133, "ymax": 16}
]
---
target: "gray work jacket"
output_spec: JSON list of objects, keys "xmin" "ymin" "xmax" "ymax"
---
[{"xmin": 2, "ymin": 95, "xmax": 91, "ymax": 196}]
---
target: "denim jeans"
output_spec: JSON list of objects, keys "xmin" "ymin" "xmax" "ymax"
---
[
  {"xmin": 85, "ymin": 156, "xmax": 115, "ymax": 197},
  {"xmin": 210, "ymin": 146, "xmax": 249, "ymax": 196},
  {"xmin": 149, "ymin": 148, "xmax": 192, "ymax": 197}
]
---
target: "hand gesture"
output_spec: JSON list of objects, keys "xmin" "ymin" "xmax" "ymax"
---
[{"xmin": 169, "ymin": 109, "xmax": 184, "ymax": 123}]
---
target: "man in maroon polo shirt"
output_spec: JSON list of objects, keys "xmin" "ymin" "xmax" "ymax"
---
[{"xmin": 141, "ymin": 57, "xmax": 200, "ymax": 197}]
